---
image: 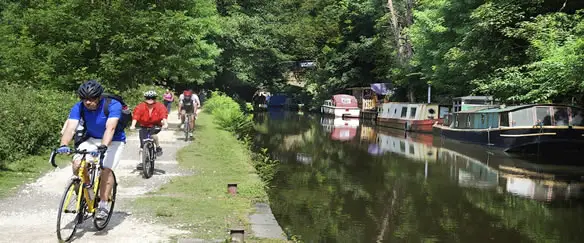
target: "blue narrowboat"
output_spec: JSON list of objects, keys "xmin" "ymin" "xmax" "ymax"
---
[{"xmin": 433, "ymin": 104, "xmax": 584, "ymax": 153}]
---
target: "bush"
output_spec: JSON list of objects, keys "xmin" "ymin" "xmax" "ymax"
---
[
  {"xmin": 204, "ymin": 91, "xmax": 253, "ymax": 137},
  {"xmin": 0, "ymin": 84, "xmax": 77, "ymax": 168}
]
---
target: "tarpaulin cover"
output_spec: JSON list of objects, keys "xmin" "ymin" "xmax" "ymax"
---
[{"xmin": 370, "ymin": 83, "xmax": 393, "ymax": 95}]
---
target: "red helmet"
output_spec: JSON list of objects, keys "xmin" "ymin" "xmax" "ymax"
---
[{"xmin": 183, "ymin": 90, "xmax": 192, "ymax": 96}]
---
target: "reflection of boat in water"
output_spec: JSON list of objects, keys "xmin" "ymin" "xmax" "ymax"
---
[
  {"xmin": 372, "ymin": 130, "xmax": 584, "ymax": 202},
  {"xmin": 374, "ymin": 129, "xmax": 438, "ymax": 161},
  {"xmin": 320, "ymin": 116, "xmax": 359, "ymax": 141}
]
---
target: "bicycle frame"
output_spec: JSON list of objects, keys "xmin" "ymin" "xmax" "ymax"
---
[{"xmin": 51, "ymin": 150, "xmax": 104, "ymax": 215}]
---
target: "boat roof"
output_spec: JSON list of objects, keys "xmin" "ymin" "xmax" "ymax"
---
[
  {"xmin": 457, "ymin": 104, "xmax": 584, "ymax": 113},
  {"xmin": 453, "ymin": 96, "xmax": 493, "ymax": 101}
]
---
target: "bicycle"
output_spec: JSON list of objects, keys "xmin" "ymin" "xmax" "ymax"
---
[
  {"xmin": 140, "ymin": 126, "xmax": 162, "ymax": 179},
  {"xmin": 49, "ymin": 149, "xmax": 117, "ymax": 242}
]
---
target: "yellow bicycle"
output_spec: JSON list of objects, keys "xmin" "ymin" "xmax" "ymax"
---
[{"xmin": 49, "ymin": 149, "xmax": 117, "ymax": 242}]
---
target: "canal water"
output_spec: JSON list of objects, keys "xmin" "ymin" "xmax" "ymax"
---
[{"xmin": 253, "ymin": 111, "xmax": 584, "ymax": 243}]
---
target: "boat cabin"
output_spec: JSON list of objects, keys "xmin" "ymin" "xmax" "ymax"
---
[
  {"xmin": 452, "ymin": 96, "xmax": 495, "ymax": 112},
  {"xmin": 443, "ymin": 104, "xmax": 584, "ymax": 129},
  {"xmin": 378, "ymin": 103, "xmax": 451, "ymax": 120}
]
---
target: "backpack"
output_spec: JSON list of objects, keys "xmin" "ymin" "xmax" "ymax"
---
[{"xmin": 80, "ymin": 93, "xmax": 133, "ymax": 132}]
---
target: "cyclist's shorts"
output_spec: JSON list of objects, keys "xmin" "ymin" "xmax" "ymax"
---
[
  {"xmin": 73, "ymin": 138, "xmax": 126, "ymax": 169},
  {"xmin": 181, "ymin": 105, "xmax": 195, "ymax": 114}
]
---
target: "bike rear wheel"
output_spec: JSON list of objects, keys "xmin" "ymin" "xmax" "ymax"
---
[
  {"xmin": 93, "ymin": 172, "xmax": 117, "ymax": 230},
  {"xmin": 142, "ymin": 142, "xmax": 155, "ymax": 178},
  {"xmin": 56, "ymin": 179, "xmax": 81, "ymax": 242}
]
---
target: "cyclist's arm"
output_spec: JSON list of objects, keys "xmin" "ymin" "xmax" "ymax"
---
[
  {"xmin": 60, "ymin": 103, "xmax": 81, "ymax": 146},
  {"xmin": 102, "ymin": 102, "xmax": 122, "ymax": 146},
  {"xmin": 130, "ymin": 104, "xmax": 143, "ymax": 128}
]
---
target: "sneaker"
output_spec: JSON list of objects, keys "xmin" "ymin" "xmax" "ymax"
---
[
  {"xmin": 155, "ymin": 146, "xmax": 163, "ymax": 156},
  {"xmin": 96, "ymin": 207, "xmax": 109, "ymax": 220}
]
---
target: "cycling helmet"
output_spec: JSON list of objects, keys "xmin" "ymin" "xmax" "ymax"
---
[
  {"xmin": 143, "ymin": 90, "xmax": 158, "ymax": 99},
  {"xmin": 183, "ymin": 90, "xmax": 192, "ymax": 96},
  {"xmin": 77, "ymin": 80, "xmax": 104, "ymax": 99}
]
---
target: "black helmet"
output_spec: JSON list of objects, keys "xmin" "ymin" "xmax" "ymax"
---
[{"xmin": 77, "ymin": 80, "xmax": 104, "ymax": 99}]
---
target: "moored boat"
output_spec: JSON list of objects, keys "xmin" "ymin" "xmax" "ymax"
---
[
  {"xmin": 433, "ymin": 104, "xmax": 584, "ymax": 153},
  {"xmin": 376, "ymin": 102, "xmax": 451, "ymax": 132},
  {"xmin": 320, "ymin": 94, "xmax": 361, "ymax": 118}
]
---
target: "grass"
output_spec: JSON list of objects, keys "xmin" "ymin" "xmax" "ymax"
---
[
  {"xmin": 132, "ymin": 113, "xmax": 287, "ymax": 242},
  {"xmin": 0, "ymin": 153, "xmax": 69, "ymax": 198}
]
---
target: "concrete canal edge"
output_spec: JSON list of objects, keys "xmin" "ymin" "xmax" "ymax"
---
[{"xmin": 132, "ymin": 112, "xmax": 288, "ymax": 242}]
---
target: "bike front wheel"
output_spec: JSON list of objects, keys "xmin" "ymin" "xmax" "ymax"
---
[
  {"xmin": 56, "ymin": 179, "xmax": 81, "ymax": 242},
  {"xmin": 142, "ymin": 142, "xmax": 155, "ymax": 178}
]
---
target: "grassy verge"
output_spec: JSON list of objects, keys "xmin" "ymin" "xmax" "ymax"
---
[
  {"xmin": 0, "ymin": 154, "xmax": 69, "ymax": 198},
  {"xmin": 133, "ymin": 113, "xmax": 284, "ymax": 242}
]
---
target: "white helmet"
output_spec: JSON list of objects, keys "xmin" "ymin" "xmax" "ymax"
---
[{"xmin": 143, "ymin": 90, "xmax": 157, "ymax": 99}]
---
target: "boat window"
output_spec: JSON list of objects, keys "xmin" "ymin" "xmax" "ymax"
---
[
  {"xmin": 401, "ymin": 107, "xmax": 407, "ymax": 118},
  {"xmin": 500, "ymin": 112, "xmax": 510, "ymax": 126},
  {"xmin": 535, "ymin": 107, "xmax": 552, "ymax": 126},
  {"xmin": 428, "ymin": 108, "xmax": 435, "ymax": 114},
  {"xmin": 480, "ymin": 114, "xmax": 485, "ymax": 124},
  {"xmin": 571, "ymin": 108, "xmax": 584, "ymax": 126},
  {"xmin": 510, "ymin": 108, "xmax": 535, "ymax": 126},
  {"xmin": 409, "ymin": 144, "xmax": 415, "ymax": 154},
  {"xmin": 410, "ymin": 107, "xmax": 417, "ymax": 118},
  {"xmin": 466, "ymin": 115, "xmax": 471, "ymax": 127},
  {"xmin": 394, "ymin": 109, "xmax": 397, "ymax": 114},
  {"xmin": 400, "ymin": 141, "xmax": 406, "ymax": 152},
  {"xmin": 553, "ymin": 107, "xmax": 569, "ymax": 126}
]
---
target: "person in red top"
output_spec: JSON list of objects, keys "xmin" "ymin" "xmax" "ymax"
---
[{"xmin": 130, "ymin": 90, "xmax": 169, "ymax": 155}]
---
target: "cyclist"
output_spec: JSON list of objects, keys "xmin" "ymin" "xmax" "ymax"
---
[
  {"xmin": 57, "ymin": 80, "xmax": 126, "ymax": 220},
  {"xmin": 129, "ymin": 90, "xmax": 169, "ymax": 156},
  {"xmin": 178, "ymin": 89, "xmax": 200, "ymax": 137}
]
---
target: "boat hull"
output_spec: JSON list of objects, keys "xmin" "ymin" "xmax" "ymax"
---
[
  {"xmin": 377, "ymin": 118, "xmax": 441, "ymax": 133},
  {"xmin": 433, "ymin": 125, "xmax": 584, "ymax": 153},
  {"xmin": 321, "ymin": 106, "xmax": 361, "ymax": 118}
]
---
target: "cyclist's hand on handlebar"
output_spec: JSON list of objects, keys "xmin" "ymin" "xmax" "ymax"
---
[
  {"xmin": 91, "ymin": 145, "xmax": 108, "ymax": 157},
  {"xmin": 130, "ymin": 125, "xmax": 136, "ymax": 130},
  {"xmin": 56, "ymin": 145, "xmax": 71, "ymax": 154},
  {"xmin": 162, "ymin": 123, "xmax": 169, "ymax": 129}
]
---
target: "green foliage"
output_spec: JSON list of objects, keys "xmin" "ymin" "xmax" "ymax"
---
[
  {"xmin": 0, "ymin": 84, "xmax": 77, "ymax": 168},
  {"xmin": 0, "ymin": 0, "xmax": 222, "ymax": 90},
  {"xmin": 204, "ymin": 91, "xmax": 254, "ymax": 136}
]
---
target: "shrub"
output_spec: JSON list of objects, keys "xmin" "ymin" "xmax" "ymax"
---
[
  {"xmin": 204, "ymin": 91, "xmax": 253, "ymax": 136},
  {"xmin": 0, "ymin": 84, "xmax": 77, "ymax": 168}
]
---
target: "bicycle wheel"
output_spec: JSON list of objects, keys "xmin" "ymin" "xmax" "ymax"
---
[
  {"xmin": 56, "ymin": 179, "xmax": 81, "ymax": 242},
  {"xmin": 142, "ymin": 142, "xmax": 154, "ymax": 179},
  {"xmin": 93, "ymin": 172, "xmax": 117, "ymax": 230},
  {"xmin": 184, "ymin": 115, "xmax": 190, "ymax": 141}
]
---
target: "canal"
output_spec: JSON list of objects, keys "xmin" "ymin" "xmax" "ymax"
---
[{"xmin": 253, "ymin": 111, "xmax": 584, "ymax": 243}]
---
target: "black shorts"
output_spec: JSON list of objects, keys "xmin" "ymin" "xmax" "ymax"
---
[{"xmin": 181, "ymin": 105, "xmax": 195, "ymax": 114}]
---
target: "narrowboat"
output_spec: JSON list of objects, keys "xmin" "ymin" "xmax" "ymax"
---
[
  {"xmin": 433, "ymin": 104, "xmax": 584, "ymax": 152},
  {"xmin": 376, "ymin": 102, "xmax": 451, "ymax": 132},
  {"xmin": 320, "ymin": 94, "xmax": 361, "ymax": 118}
]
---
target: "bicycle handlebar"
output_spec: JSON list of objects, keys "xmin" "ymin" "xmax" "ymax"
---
[{"xmin": 49, "ymin": 149, "xmax": 104, "ymax": 168}]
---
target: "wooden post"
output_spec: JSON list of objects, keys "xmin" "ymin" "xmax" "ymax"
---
[
  {"xmin": 227, "ymin": 183, "xmax": 238, "ymax": 195},
  {"xmin": 230, "ymin": 228, "xmax": 245, "ymax": 242}
]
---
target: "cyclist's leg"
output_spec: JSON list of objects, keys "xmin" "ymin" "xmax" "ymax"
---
[
  {"xmin": 99, "ymin": 141, "xmax": 125, "ymax": 205},
  {"xmin": 180, "ymin": 109, "xmax": 186, "ymax": 124},
  {"xmin": 72, "ymin": 139, "xmax": 97, "ymax": 184},
  {"xmin": 138, "ymin": 128, "xmax": 148, "ymax": 150},
  {"xmin": 189, "ymin": 108, "xmax": 195, "ymax": 130}
]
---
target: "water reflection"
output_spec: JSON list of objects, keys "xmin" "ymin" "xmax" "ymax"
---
[{"xmin": 253, "ymin": 112, "xmax": 584, "ymax": 243}]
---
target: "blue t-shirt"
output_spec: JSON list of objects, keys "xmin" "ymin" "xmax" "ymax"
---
[{"xmin": 68, "ymin": 98, "xmax": 126, "ymax": 142}]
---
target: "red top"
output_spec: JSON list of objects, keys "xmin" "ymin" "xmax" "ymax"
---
[
  {"xmin": 332, "ymin": 94, "xmax": 358, "ymax": 108},
  {"xmin": 133, "ymin": 102, "xmax": 168, "ymax": 127}
]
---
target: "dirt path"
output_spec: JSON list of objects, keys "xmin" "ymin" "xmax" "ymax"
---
[{"xmin": 0, "ymin": 111, "xmax": 190, "ymax": 242}]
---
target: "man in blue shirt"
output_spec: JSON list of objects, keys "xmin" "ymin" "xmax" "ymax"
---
[{"xmin": 57, "ymin": 80, "xmax": 126, "ymax": 220}]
